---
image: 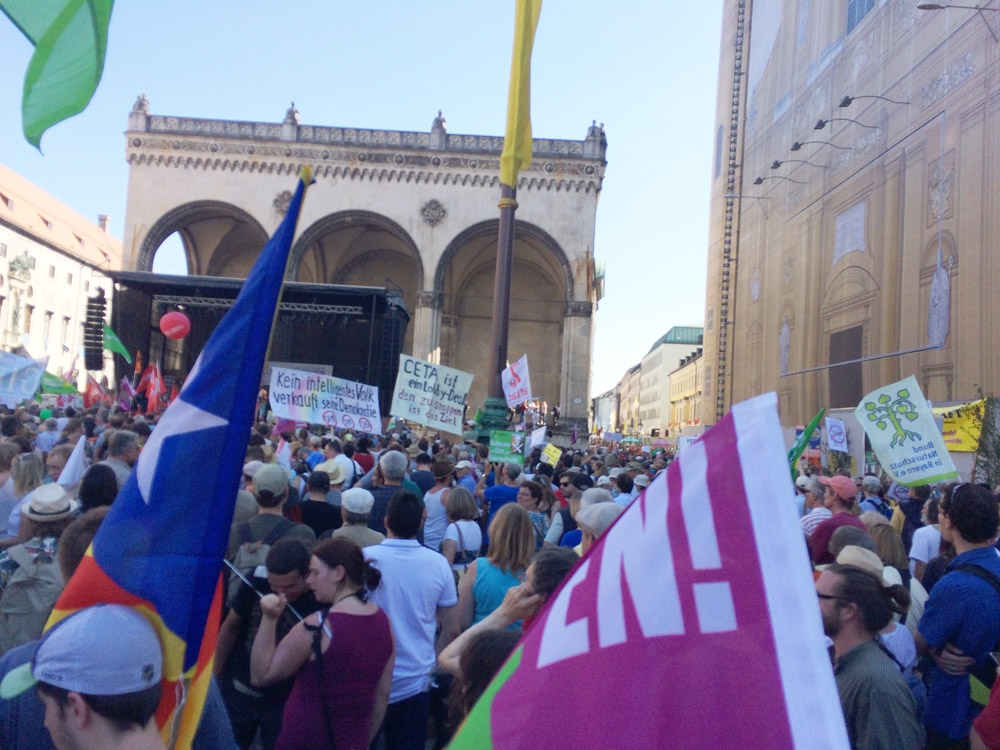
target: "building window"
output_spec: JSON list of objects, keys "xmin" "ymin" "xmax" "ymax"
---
[
  {"xmin": 39, "ymin": 216, "xmax": 52, "ymax": 231},
  {"xmin": 43, "ymin": 311, "xmax": 52, "ymax": 339},
  {"xmin": 829, "ymin": 326, "xmax": 864, "ymax": 407},
  {"xmin": 61, "ymin": 316, "xmax": 70, "ymax": 346},
  {"xmin": 24, "ymin": 304, "xmax": 33, "ymax": 334},
  {"xmin": 715, "ymin": 125, "xmax": 725, "ymax": 179},
  {"xmin": 84, "ymin": 280, "xmax": 90, "ymax": 292},
  {"xmin": 0, "ymin": 243, "xmax": 6, "ymax": 258},
  {"xmin": 0, "ymin": 193, "xmax": 11, "ymax": 210},
  {"xmin": 66, "ymin": 272, "xmax": 73, "ymax": 285},
  {"xmin": 47, "ymin": 265, "xmax": 55, "ymax": 279},
  {"xmin": 846, "ymin": 0, "xmax": 874, "ymax": 34}
]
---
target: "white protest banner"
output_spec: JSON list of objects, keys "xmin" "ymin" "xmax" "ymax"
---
[
  {"xmin": 530, "ymin": 425, "xmax": 547, "ymax": 451},
  {"xmin": 855, "ymin": 375, "xmax": 958, "ymax": 486},
  {"xmin": 269, "ymin": 367, "xmax": 381, "ymax": 434},
  {"xmin": 501, "ymin": 354, "xmax": 532, "ymax": 408},
  {"xmin": 390, "ymin": 355, "xmax": 473, "ymax": 435},
  {"xmin": 449, "ymin": 393, "xmax": 849, "ymax": 749},
  {"xmin": 0, "ymin": 351, "xmax": 47, "ymax": 402},
  {"xmin": 825, "ymin": 417, "xmax": 848, "ymax": 453}
]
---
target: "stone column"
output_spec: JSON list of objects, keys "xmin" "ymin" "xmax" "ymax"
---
[
  {"xmin": 553, "ymin": 300, "xmax": 593, "ymax": 445},
  {"xmin": 411, "ymin": 292, "xmax": 442, "ymax": 363}
]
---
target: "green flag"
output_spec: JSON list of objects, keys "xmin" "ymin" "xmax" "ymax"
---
[
  {"xmin": 40, "ymin": 371, "xmax": 78, "ymax": 394},
  {"xmin": 788, "ymin": 406, "xmax": 826, "ymax": 479},
  {"xmin": 102, "ymin": 323, "xmax": 131, "ymax": 363},
  {"xmin": 1, "ymin": 0, "xmax": 115, "ymax": 149}
]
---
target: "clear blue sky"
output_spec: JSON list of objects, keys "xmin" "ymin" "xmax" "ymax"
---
[{"xmin": 0, "ymin": 1, "xmax": 722, "ymax": 398}]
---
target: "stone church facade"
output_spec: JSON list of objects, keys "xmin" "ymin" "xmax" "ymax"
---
[
  {"xmin": 702, "ymin": 0, "xmax": 1000, "ymax": 425},
  {"xmin": 121, "ymin": 99, "xmax": 607, "ymax": 432}
]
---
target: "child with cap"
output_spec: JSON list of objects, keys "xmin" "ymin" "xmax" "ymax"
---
[{"xmin": 1, "ymin": 604, "xmax": 165, "ymax": 750}]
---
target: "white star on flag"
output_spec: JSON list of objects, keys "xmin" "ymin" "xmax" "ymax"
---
[{"xmin": 136, "ymin": 398, "xmax": 229, "ymax": 504}]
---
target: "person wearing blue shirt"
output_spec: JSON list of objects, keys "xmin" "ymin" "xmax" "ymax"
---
[
  {"xmin": 475, "ymin": 462, "xmax": 521, "ymax": 548},
  {"xmin": 915, "ymin": 483, "xmax": 1000, "ymax": 749}
]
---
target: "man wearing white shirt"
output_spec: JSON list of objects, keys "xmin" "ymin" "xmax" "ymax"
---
[{"xmin": 365, "ymin": 490, "xmax": 459, "ymax": 750}]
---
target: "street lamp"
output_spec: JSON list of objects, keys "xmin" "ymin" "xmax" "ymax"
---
[
  {"xmin": 815, "ymin": 117, "xmax": 877, "ymax": 130},
  {"xmin": 917, "ymin": 2, "xmax": 1000, "ymax": 42}
]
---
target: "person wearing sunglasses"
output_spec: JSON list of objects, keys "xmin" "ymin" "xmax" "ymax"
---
[{"xmin": 815, "ymin": 556, "xmax": 922, "ymax": 750}]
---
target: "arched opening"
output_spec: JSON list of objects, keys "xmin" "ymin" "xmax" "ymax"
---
[
  {"xmin": 435, "ymin": 221, "xmax": 572, "ymax": 414},
  {"xmin": 291, "ymin": 212, "xmax": 423, "ymax": 355},
  {"xmin": 138, "ymin": 201, "xmax": 269, "ymax": 277}
]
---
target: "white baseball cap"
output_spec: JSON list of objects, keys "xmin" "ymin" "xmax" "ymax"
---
[{"xmin": 0, "ymin": 604, "xmax": 162, "ymax": 699}]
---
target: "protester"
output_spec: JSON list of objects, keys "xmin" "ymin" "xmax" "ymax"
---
[
  {"xmin": 859, "ymin": 475, "xmax": 893, "ymax": 519},
  {"xmin": 76, "ymin": 464, "xmax": 119, "ymax": 512},
  {"xmin": 0, "ymin": 604, "xmax": 166, "ymax": 750},
  {"xmin": 517, "ymin": 479, "xmax": 552, "ymax": 550},
  {"xmin": 576, "ymin": 501, "xmax": 624, "ymax": 555},
  {"xmin": 476, "ymin": 462, "xmax": 522, "ymax": 548},
  {"xmin": 43, "ymin": 444, "xmax": 73, "ymax": 485},
  {"xmin": 215, "ymin": 540, "xmax": 321, "ymax": 750},
  {"xmin": 454, "ymin": 460, "xmax": 478, "ymax": 494},
  {"xmin": 0, "ymin": 444, "xmax": 21, "ymax": 534},
  {"xmin": 368, "ymin": 451, "xmax": 409, "ymax": 537},
  {"xmin": 815, "ymin": 562, "xmax": 924, "ymax": 749},
  {"xmin": 410, "ymin": 453, "xmax": 435, "ymax": 497},
  {"xmin": 916, "ymin": 483, "xmax": 1000, "ymax": 747},
  {"xmin": 892, "ymin": 484, "xmax": 932, "ymax": 552},
  {"xmin": 250, "ymin": 537, "xmax": 392, "ymax": 750},
  {"xmin": 441, "ymin": 487, "xmax": 481, "ymax": 586},
  {"xmin": 96, "ymin": 429, "xmax": 140, "ymax": 490},
  {"xmin": 364, "ymin": 490, "xmax": 459, "ymax": 750},
  {"xmin": 298, "ymin": 471, "xmax": 341, "ymax": 537},
  {"xmin": 544, "ymin": 472, "xmax": 593, "ymax": 546},
  {"xmin": 2, "ymin": 453, "xmax": 44, "ymax": 545},
  {"xmin": 457, "ymin": 503, "xmax": 534, "ymax": 630},
  {"xmin": 423, "ymin": 458, "xmax": 453, "ymax": 552},
  {"xmin": 910, "ymin": 496, "xmax": 943, "ymax": 582},
  {"xmin": 0, "ymin": 485, "xmax": 77, "ymax": 653},
  {"xmin": 809, "ymin": 475, "xmax": 868, "ymax": 565},
  {"xmin": 329, "ymin": 488, "xmax": 385, "ymax": 548}
]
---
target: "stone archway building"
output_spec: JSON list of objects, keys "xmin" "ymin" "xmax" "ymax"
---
[{"xmin": 121, "ymin": 99, "xmax": 607, "ymax": 431}]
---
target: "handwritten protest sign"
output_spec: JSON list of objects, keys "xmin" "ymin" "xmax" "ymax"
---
[
  {"xmin": 0, "ymin": 351, "xmax": 48, "ymax": 402},
  {"xmin": 825, "ymin": 417, "xmax": 848, "ymax": 453},
  {"xmin": 502, "ymin": 354, "xmax": 532, "ymax": 408},
  {"xmin": 390, "ymin": 355, "xmax": 473, "ymax": 435},
  {"xmin": 269, "ymin": 367, "xmax": 381, "ymax": 433},
  {"xmin": 855, "ymin": 375, "xmax": 958, "ymax": 486},
  {"xmin": 489, "ymin": 430, "xmax": 525, "ymax": 464},
  {"xmin": 540, "ymin": 443, "xmax": 562, "ymax": 466}
]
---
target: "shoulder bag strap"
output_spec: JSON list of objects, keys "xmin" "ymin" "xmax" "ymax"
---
[
  {"xmin": 262, "ymin": 518, "xmax": 296, "ymax": 546},
  {"xmin": 455, "ymin": 523, "xmax": 468, "ymax": 571},
  {"xmin": 303, "ymin": 608, "xmax": 338, "ymax": 749}
]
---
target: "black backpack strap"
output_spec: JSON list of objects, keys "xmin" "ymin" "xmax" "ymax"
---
[
  {"xmin": 953, "ymin": 563, "xmax": 1000, "ymax": 599},
  {"xmin": 302, "ymin": 608, "xmax": 337, "ymax": 749},
  {"xmin": 262, "ymin": 518, "xmax": 296, "ymax": 546}
]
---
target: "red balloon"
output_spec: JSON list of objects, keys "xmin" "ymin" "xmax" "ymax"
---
[{"xmin": 159, "ymin": 311, "xmax": 190, "ymax": 339}]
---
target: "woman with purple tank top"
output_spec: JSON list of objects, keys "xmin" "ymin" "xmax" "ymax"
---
[{"xmin": 251, "ymin": 537, "xmax": 395, "ymax": 750}]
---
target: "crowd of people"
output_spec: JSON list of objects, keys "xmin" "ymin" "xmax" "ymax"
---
[
  {"xmin": 796, "ymin": 467, "xmax": 1000, "ymax": 750},
  {"xmin": 1, "ymin": 398, "xmax": 1000, "ymax": 749}
]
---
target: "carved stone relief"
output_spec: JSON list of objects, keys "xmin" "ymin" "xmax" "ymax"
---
[
  {"xmin": 921, "ymin": 52, "xmax": 975, "ymax": 110},
  {"xmin": 273, "ymin": 190, "xmax": 293, "ymax": 216},
  {"xmin": 420, "ymin": 200, "xmax": 447, "ymax": 227},
  {"xmin": 927, "ymin": 150, "xmax": 955, "ymax": 225}
]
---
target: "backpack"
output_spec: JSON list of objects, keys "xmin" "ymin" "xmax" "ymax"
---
[
  {"xmin": 950, "ymin": 563, "xmax": 1000, "ymax": 706},
  {"xmin": 0, "ymin": 545, "xmax": 64, "ymax": 655},
  {"xmin": 227, "ymin": 519, "xmax": 295, "ymax": 606}
]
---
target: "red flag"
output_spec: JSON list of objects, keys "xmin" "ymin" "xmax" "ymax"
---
[
  {"xmin": 136, "ymin": 364, "xmax": 155, "ymax": 394},
  {"xmin": 168, "ymin": 381, "xmax": 180, "ymax": 406},
  {"xmin": 145, "ymin": 366, "xmax": 166, "ymax": 415},
  {"xmin": 134, "ymin": 350, "xmax": 143, "ymax": 377},
  {"xmin": 83, "ymin": 376, "xmax": 105, "ymax": 408}
]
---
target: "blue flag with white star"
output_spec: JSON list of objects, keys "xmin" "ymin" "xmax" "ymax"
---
[{"xmin": 47, "ymin": 168, "xmax": 312, "ymax": 750}]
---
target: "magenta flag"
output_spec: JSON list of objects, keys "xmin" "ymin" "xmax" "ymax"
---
[{"xmin": 449, "ymin": 393, "xmax": 850, "ymax": 749}]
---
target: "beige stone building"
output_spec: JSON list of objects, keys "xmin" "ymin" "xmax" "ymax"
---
[
  {"xmin": 121, "ymin": 99, "xmax": 606, "ymax": 433},
  {"xmin": 639, "ymin": 326, "xmax": 704, "ymax": 438},
  {"xmin": 668, "ymin": 348, "xmax": 704, "ymax": 435},
  {"xmin": 0, "ymin": 164, "xmax": 120, "ymax": 385},
  {"xmin": 702, "ymin": 0, "xmax": 1000, "ymax": 426}
]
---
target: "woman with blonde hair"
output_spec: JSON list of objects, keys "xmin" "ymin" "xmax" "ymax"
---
[
  {"xmin": 1, "ymin": 453, "xmax": 45, "ymax": 547},
  {"xmin": 441, "ymin": 487, "xmax": 482, "ymax": 585},
  {"xmin": 457, "ymin": 502, "xmax": 534, "ymax": 629}
]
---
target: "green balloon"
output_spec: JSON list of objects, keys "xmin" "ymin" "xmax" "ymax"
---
[{"xmin": 39, "ymin": 409, "xmax": 52, "ymax": 420}]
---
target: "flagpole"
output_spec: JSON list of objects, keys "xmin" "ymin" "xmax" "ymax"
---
[{"xmin": 481, "ymin": 185, "xmax": 518, "ymax": 433}]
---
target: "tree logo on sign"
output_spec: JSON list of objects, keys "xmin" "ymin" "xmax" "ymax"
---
[{"xmin": 864, "ymin": 389, "xmax": 920, "ymax": 448}]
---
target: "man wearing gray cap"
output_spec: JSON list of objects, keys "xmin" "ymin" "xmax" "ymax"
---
[
  {"xmin": 858, "ymin": 475, "xmax": 892, "ymax": 519},
  {"xmin": 1, "ymin": 604, "xmax": 166, "ymax": 750},
  {"xmin": 330, "ymin": 488, "xmax": 386, "ymax": 548}
]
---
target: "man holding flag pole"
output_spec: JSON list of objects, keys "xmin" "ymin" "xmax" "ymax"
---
[{"xmin": 0, "ymin": 167, "xmax": 314, "ymax": 750}]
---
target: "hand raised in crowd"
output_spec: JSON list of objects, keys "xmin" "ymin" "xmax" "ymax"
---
[
  {"xmin": 498, "ymin": 581, "xmax": 544, "ymax": 625},
  {"xmin": 259, "ymin": 593, "xmax": 288, "ymax": 620},
  {"xmin": 932, "ymin": 642, "xmax": 975, "ymax": 676}
]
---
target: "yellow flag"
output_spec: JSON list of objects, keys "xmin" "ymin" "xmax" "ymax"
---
[{"xmin": 500, "ymin": 0, "xmax": 542, "ymax": 188}]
